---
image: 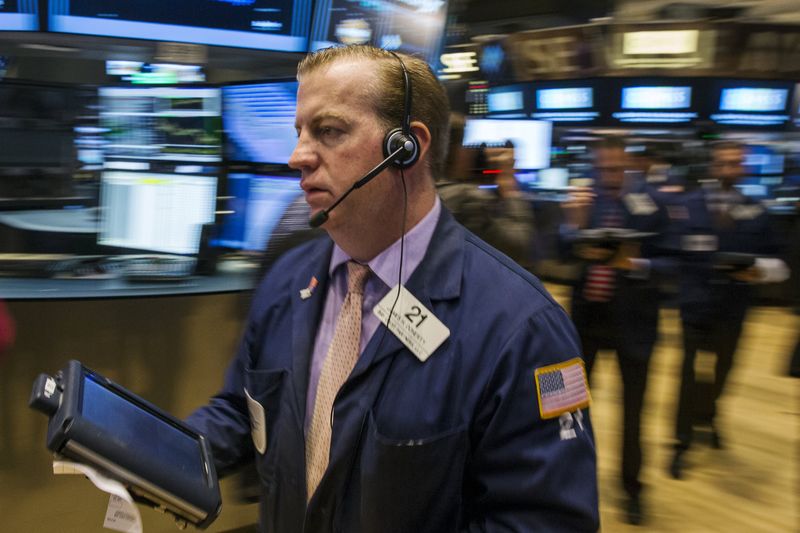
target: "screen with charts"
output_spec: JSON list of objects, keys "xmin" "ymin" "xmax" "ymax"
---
[
  {"xmin": 48, "ymin": 0, "xmax": 311, "ymax": 51},
  {"xmin": 462, "ymin": 119, "xmax": 552, "ymax": 170},
  {"xmin": 212, "ymin": 174, "xmax": 302, "ymax": 251},
  {"xmin": 100, "ymin": 86, "xmax": 222, "ymax": 164},
  {"xmin": 310, "ymin": 0, "xmax": 448, "ymax": 63},
  {"xmin": 709, "ymin": 80, "xmax": 794, "ymax": 128},
  {"xmin": 223, "ymin": 81, "xmax": 298, "ymax": 165},
  {"xmin": 99, "ymin": 171, "xmax": 217, "ymax": 255},
  {"xmin": 0, "ymin": 0, "xmax": 38, "ymax": 30}
]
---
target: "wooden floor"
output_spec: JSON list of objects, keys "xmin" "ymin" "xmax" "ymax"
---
[{"xmin": 547, "ymin": 284, "xmax": 800, "ymax": 532}]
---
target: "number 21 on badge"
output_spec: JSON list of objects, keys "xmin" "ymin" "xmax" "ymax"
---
[{"xmin": 373, "ymin": 286, "xmax": 450, "ymax": 362}]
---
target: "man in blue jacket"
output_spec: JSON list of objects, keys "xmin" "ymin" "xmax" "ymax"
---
[
  {"xmin": 562, "ymin": 137, "xmax": 673, "ymax": 525},
  {"xmin": 670, "ymin": 141, "xmax": 789, "ymax": 478},
  {"xmin": 188, "ymin": 45, "xmax": 599, "ymax": 532}
]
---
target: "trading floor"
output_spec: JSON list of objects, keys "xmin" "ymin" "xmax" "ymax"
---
[{"xmin": 545, "ymin": 284, "xmax": 799, "ymax": 532}]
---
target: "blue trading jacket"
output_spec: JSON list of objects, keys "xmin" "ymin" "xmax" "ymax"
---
[
  {"xmin": 671, "ymin": 187, "xmax": 778, "ymax": 326},
  {"xmin": 188, "ymin": 209, "xmax": 599, "ymax": 533}
]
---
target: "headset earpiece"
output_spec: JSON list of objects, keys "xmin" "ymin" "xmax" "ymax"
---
[{"xmin": 383, "ymin": 128, "xmax": 419, "ymax": 169}]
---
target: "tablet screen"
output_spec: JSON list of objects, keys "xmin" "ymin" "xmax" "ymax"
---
[{"xmin": 81, "ymin": 374, "xmax": 206, "ymax": 485}]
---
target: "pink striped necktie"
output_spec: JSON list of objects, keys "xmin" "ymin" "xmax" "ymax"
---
[{"xmin": 305, "ymin": 260, "xmax": 371, "ymax": 501}]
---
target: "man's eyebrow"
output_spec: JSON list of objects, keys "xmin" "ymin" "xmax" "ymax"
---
[{"xmin": 296, "ymin": 112, "xmax": 351, "ymax": 130}]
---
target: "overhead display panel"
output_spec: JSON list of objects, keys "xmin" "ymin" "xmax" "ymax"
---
[
  {"xmin": 0, "ymin": 0, "xmax": 39, "ymax": 30},
  {"xmin": 47, "ymin": 0, "xmax": 312, "ymax": 52},
  {"xmin": 610, "ymin": 78, "xmax": 699, "ymax": 125},
  {"xmin": 708, "ymin": 79, "xmax": 795, "ymax": 129},
  {"xmin": 310, "ymin": 0, "xmax": 448, "ymax": 64},
  {"xmin": 530, "ymin": 79, "xmax": 606, "ymax": 125}
]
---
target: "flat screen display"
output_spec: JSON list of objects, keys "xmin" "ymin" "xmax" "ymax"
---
[
  {"xmin": 99, "ymin": 86, "xmax": 222, "ymax": 164},
  {"xmin": 709, "ymin": 80, "xmax": 794, "ymax": 128},
  {"xmin": 612, "ymin": 81, "xmax": 697, "ymax": 124},
  {"xmin": 212, "ymin": 174, "xmax": 302, "ymax": 251},
  {"xmin": 530, "ymin": 80, "xmax": 603, "ymax": 124},
  {"xmin": 0, "ymin": 0, "xmax": 38, "ymax": 30},
  {"xmin": 99, "ymin": 171, "xmax": 217, "ymax": 255},
  {"xmin": 310, "ymin": 0, "xmax": 448, "ymax": 63},
  {"xmin": 487, "ymin": 84, "xmax": 526, "ymax": 117},
  {"xmin": 223, "ymin": 81, "xmax": 297, "ymax": 165},
  {"xmin": 81, "ymin": 373, "xmax": 206, "ymax": 486},
  {"xmin": 463, "ymin": 119, "xmax": 552, "ymax": 170},
  {"xmin": 48, "ymin": 0, "xmax": 311, "ymax": 52}
]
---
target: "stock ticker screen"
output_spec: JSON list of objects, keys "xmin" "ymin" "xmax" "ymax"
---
[
  {"xmin": 310, "ymin": 0, "xmax": 448, "ymax": 63},
  {"xmin": 99, "ymin": 86, "xmax": 222, "ymax": 164},
  {"xmin": 48, "ymin": 0, "xmax": 312, "ymax": 51},
  {"xmin": 0, "ymin": 0, "xmax": 38, "ymax": 30}
]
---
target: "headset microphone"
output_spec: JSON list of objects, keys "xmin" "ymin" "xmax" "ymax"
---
[{"xmin": 307, "ymin": 143, "xmax": 410, "ymax": 228}]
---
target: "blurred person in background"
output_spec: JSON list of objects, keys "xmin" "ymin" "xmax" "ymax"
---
[
  {"xmin": 561, "ymin": 136, "xmax": 674, "ymax": 525},
  {"xmin": 437, "ymin": 113, "xmax": 535, "ymax": 268},
  {"xmin": 670, "ymin": 141, "xmax": 790, "ymax": 478}
]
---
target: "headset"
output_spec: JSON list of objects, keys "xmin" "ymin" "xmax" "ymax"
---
[
  {"xmin": 308, "ymin": 51, "xmax": 419, "ymax": 228},
  {"xmin": 382, "ymin": 51, "xmax": 420, "ymax": 170}
]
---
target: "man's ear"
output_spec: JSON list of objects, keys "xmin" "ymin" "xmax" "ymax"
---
[{"xmin": 409, "ymin": 121, "xmax": 432, "ymax": 169}]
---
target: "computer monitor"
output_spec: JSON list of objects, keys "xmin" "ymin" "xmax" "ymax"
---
[
  {"xmin": 462, "ymin": 119, "xmax": 552, "ymax": 170},
  {"xmin": 99, "ymin": 171, "xmax": 217, "ymax": 255},
  {"xmin": 486, "ymin": 84, "xmax": 528, "ymax": 118},
  {"xmin": 309, "ymin": 0, "xmax": 447, "ymax": 63},
  {"xmin": 708, "ymin": 80, "xmax": 794, "ymax": 128},
  {"xmin": 212, "ymin": 174, "xmax": 302, "ymax": 252},
  {"xmin": 47, "ymin": 0, "xmax": 311, "ymax": 52},
  {"xmin": 223, "ymin": 81, "xmax": 298, "ymax": 165},
  {"xmin": 531, "ymin": 79, "xmax": 604, "ymax": 124},
  {"xmin": 612, "ymin": 80, "xmax": 698, "ymax": 124},
  {"xmin": 99, "ymin": 86, "xmax": 222, "ymax": 164},
  {"xmin": 0, "ymin": 0, "xmax": 38, "ymax": 30}
]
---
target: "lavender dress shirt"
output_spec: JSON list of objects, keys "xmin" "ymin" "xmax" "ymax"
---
[{"xmin": 304, "ymin": 197, "xmax": 442, "ymax": 431}]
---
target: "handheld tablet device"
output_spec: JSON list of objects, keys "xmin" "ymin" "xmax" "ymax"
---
[{"xmin": 29, "ymin": 360, "xmax": 221, "ymax": 529}]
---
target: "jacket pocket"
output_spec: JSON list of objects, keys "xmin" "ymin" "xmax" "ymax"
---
[
  {"xmin": 243, "ymin": 368, "xmax": 287, "ymax": 484},
  {"xmin": 359, "ymin": 411, "xmax": 468, "ymax": 533}
]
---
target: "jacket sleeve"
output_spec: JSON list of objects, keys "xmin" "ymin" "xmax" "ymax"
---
[
  {"xmin": 462, "ymin": 304, "xmax": 599, "ymax": 532},
  {"xmin": 185, "ymin": 280, "xmax": 273, "ymax": 476}
]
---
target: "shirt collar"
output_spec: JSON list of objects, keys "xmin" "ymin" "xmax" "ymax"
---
[{"xmin": 329, "ymin": 196, "xmax": 441, "ymax": 288}]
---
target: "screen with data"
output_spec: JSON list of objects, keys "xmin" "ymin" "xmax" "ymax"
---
[
  {"xmin": 709, "ymin": 80, "xmax": 794, "ymax": 128},
  {"xmin": 48, "ymin": 0, "xmax": 312, "ymax": 51},
  {"xmin": 310, "ymin": 0, "xmax": 448, "ymax": 63},
  {"xmin": 212, "ymin": 174, "xmax": 302, "ymax": 251},
  {"xmin": 223, "ymin": 81, "xmax": 298, "ymax": 165},
  {"xmin": 612, "ymin": 80, "xmax": 698, "ymax": 124},
  {"xmin": 100, "ymin": 87, "xmax": 222, "ymax": 164},
  {"xmin": 99, "ymin": 171, "xmax": 217, "ymax": 255},
  {"xmin": 463, "ymin": 119, "xmax": 552, "ymax": 170},
  {"xmin": 0, "ymin": 0, "xmax": 38, "ymax": 30}
]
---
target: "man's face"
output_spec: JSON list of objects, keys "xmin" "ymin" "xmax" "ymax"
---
[
  {"xmin": 710, "ymin": 147, "xmax": 744, "ymax": 187},
  {"xmin": 288, "ymin": 60, "xmax": 394, "ymax": 232},
  {"xmin": 594, "ymin": 147, "xmax": 627, "ymax": 191}
]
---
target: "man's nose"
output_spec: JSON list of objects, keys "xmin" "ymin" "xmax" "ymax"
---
[{"xmin": 288, "ymin": 135, "xmax": 315, "ymax": 170}]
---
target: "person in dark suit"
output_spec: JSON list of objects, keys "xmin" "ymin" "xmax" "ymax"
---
[
  {"xmin": 562, "ymin": 136, "xmax": 674, "ymax": 525},
  {"xmin": 670, "ymin": 141, "xmax": 789, "ymax": 477}
]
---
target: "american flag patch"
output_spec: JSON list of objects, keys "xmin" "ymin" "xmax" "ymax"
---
[{"xmin": 534, "ymin": 358, "xmax": 591, "ymax": 419}]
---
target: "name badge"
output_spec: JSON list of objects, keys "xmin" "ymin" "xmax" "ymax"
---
[
  {"xmin": 623, "ymin": 193, "xmax": 658, "ymax": 216},
  {"xmin": 729, "ymin": 204, "xmax": 763, "ymax": 221},
  {"xmin": 373, "ymin": 286, "xmax": 450, "ymax": 363},
  {"xmin": 244, "ymin": 388, "xmax": 267, "ymax": 454},
  {"xmin": 682, "ymin": 234, "xmax": 718, "ymax": 252}
]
